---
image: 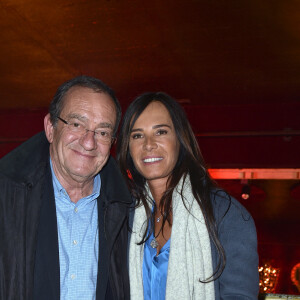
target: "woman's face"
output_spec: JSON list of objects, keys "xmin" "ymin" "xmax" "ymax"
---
[{"xmin": 129, "ymin": 101, "xmax": 180, "ymax": 188}]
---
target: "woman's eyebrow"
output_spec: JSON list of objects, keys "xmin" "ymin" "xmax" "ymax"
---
[
  {"xmin": 152, "ymin": 124, "xmax": 171, "ymax": 129},
  {"xmin": 131, "ymin": 124, "xmax": 171, "ymax": 132},
  {"xmin": 130, "ymin": 128, "xmax": 143, "ymax": 133}
]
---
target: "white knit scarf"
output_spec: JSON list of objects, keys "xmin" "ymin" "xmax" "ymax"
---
[{"xmin": 128, "ymin": 176, "xmax": 215, "ymax": 300}]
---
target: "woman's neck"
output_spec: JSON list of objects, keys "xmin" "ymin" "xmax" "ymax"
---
[{"xmin": 147, "ymin": 178, "xmax": 168, "ymax": 206}]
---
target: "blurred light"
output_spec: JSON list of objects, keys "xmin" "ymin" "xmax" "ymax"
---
[{"xmin": 241, "ymin": 183, "xmax": 251, "ymax": 200}]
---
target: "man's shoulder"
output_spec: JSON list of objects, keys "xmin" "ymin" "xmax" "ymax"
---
[
  {"xmin": 0, "ymin": 131, "xmax": 49, "ymax": 184},
  {"xmin": 99, "ymin": 156, "xmax": 132, "ymax": 206}
]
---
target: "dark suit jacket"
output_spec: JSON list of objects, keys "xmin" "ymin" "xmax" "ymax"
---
[{"xmin": 0, "ymin": 132, "xmax": 132, "ymax": 300}]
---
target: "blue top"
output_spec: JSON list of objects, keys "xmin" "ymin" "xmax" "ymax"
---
[
  {"xmin": 129, "ymin": 190, "xmax": 259, "ymax": 300},
  {"xmin": 143, "ymin": 231, "xmax": 171, "ymax": 300},
  {"xmin": 50, "ymin": 159, "xmax": 100, "ymax": 300}
]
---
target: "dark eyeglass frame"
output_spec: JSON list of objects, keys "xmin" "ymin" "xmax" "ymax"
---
[{"xmin": 56, "ymin": 116, "xmax": 116, "ymax": 144}]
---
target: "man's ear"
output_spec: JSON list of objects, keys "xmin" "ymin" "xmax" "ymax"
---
[{"xmin": 44, "ymin": 113, "xmax": 54, "ymax": 143}]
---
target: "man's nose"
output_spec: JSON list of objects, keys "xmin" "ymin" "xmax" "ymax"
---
[{"xmin": 79, "ymin": 130, "xmax": 97, "ymax": 150}]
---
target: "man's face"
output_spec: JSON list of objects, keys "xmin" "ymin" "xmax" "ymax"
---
[{"xmin": 44, "ymin": 86, "xmax": 116, "ymax": 185}]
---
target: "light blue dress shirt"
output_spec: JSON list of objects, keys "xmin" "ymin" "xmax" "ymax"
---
[
  {"xmin": 50, "ymin": 159, "xmax": 100, "ymax": 300},
  {"xmin": 143, "ymin": 230, "xmax": 171, "ymax": 300}
]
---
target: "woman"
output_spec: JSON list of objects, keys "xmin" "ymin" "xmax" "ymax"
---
[{"xmin": 117, "ymin": 92, "xmax": 259, "ymax": 300}]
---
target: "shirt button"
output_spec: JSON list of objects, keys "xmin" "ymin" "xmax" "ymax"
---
[
  {"xmin": 71, "ymin": 274, "xmax": 76, "ymax": 280},
  {"xmin": 73, "ymin": 240, "xmax": 78, "ymax": 245},
  {"xmin": 74, "ymin": 207, "xmax": 78, "ymax": 213}
]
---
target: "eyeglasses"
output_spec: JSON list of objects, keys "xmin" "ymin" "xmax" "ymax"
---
[{"xmin": 57, "ymin": 116, "xmax": 115, "ymax": 145}]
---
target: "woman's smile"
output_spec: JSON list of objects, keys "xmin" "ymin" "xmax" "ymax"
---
[
  {"xmin": 129, "ymin": 101, "xmax": 180, "ymax": 187},
  {"xmin": 142, "ymin": 157, "xmax": 163, "ymax": 163}
]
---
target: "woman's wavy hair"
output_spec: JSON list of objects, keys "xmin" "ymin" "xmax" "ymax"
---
[{"xmin": 117, "ymin": 92, "xmax": 226, "ymax": 281}]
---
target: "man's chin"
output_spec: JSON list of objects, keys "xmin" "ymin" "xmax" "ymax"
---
[
  {"xmin": 70, "ymin": 165, "xmax": 104, "ymax": 180},
  {"xmin": 69, "ymin": 159, "xmax": 108, "ymax": 179}
]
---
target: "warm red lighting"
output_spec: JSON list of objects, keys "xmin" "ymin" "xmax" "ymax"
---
[
  {"xmin": 126, "ymin": 169, "xmax": 132, "ymax": 179},
  {"xmin": 241, "ymin": 183, "xmax": 250, "ymax": 200},
  {"xmin": 208, "ymin": 168, "xmax": 300, "ymax": 180},
  {"xmin": 258, "ymin": 263, "xmax": 280, "ymax": 293},
  {"xmin": 241, "ymin": 193, "xmax": 249, "ymax": 200},
  {"xmin": 291, "ymin": 262, "xmax": 300, "ymax": 292}
]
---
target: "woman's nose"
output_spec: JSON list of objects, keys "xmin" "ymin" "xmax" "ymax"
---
[{"xmin": 143, "ymin": 136, "xmax": 157, "ymax": 151}]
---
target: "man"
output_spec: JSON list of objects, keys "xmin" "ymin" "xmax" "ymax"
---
[{"xmin": 0, "ymin": 75, "xmax": 132, "ymax": 300}]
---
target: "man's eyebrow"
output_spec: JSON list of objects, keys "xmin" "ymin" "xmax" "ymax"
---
[
  {"xmin": 98, "ymin": 122, "xmax": 113, "ymax": 129},
  {"xmin": 67, "ymin": 113, "xmax": 87, "ymax": 121},
  {"xmin": 67, "ymin": 114, "xmax": 113, "ymax": 129}
]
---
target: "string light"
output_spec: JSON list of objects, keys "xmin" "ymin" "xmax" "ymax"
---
[{"xmin": 258, "ymin": 263, "xmax": 280, "ymax": 293}]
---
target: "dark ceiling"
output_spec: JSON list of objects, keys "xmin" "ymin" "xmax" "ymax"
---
[
  {"xmin": 1, "ymin": 0, "xmax": 300, "ymax": 110},
  {"xmin": 1, "ymin": 0, "xmax": 300, "ymax": 167}
]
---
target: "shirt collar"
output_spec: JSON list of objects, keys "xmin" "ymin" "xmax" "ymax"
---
[{"xmin": 50, "ymin": 157, "xmax": 101, "ymax": 204}]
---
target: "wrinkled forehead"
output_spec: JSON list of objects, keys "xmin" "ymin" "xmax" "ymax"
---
[
  {"xmin": 60, "ymin": 86, "xmax": 117, "ymax": 125},
  {"xmin": 62, "ymin": 86, "xmax": 112, "ymax": 107}
]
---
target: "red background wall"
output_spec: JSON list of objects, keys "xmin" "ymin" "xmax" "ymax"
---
[{"xmin": 1, "ymin": 102, "xmax": 300, "ymax": 294}]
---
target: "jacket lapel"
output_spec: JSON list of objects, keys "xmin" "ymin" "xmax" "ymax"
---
[
  {"xmin": 95, "ymin": 157, "xmax": 132, "ymax": 300},
  {"xmin": 96, "ymin": 188, "xmax": 128, "ymax": 300},
  {"xmin": 33, "ymin": 163, "xmax": 60, "ymax": 300},
  {"xmin": 96, "ymin": 192, "xmax": 110, "ymax": 300}
]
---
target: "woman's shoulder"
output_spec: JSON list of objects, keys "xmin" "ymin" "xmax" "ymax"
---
[
  {"xmin": 209, "ymin": 189, "xmax": 259, "ymax": 298},
  {"xmin": 210, "ymin": 188, "xmax": 253, "ymax": 225}
]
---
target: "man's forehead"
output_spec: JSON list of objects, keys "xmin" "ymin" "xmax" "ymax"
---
[
  {"xmin": 60, "ymin": 86, "xmax": 116, "ymax": 125},
  {"xmin": 62, "ymin": 87, "xmax": 114, "ymax": 110},
  {"xmin": 63, "ymin": 86, "xmax": 105, "ymax": 101}
]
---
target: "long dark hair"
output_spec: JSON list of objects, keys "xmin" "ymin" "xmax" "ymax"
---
[{"xmin": 117, "ymin": 92, "xmax": 226, "ymax": 281}]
